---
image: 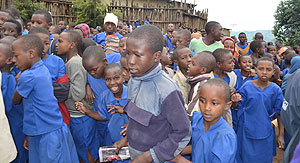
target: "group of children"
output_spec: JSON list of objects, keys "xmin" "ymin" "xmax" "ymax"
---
[{"xmin": 1, "ymin": 7, "xmax": 300, "ymax": 163}]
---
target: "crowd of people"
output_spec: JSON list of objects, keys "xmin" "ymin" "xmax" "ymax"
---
[{"xmin": 1, "ymin": 7, "xmax": 300, "ymax": 163}]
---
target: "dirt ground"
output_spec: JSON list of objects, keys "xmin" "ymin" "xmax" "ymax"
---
[{"xmin": 273, "ymin": 147, "xmax": 284, "ymax": 163}]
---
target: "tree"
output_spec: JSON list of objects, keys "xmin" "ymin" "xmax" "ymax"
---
[
  {"xmin": 273, "ymin": 0, "xmax": 300, "ymax": 46},
  {"xmin": 13, "ymin": 0, "xmax": 45, "ymax": 23}
]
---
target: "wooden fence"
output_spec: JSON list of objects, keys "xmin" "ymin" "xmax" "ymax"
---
[{"xmin": 107, "ymin": 0, "xmax": 208, "ymax": 33}]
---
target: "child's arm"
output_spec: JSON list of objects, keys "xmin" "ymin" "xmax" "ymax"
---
[
  {"xmin": 107, "ymin": 105, "xmax": 126, "ymax": 114},
  {"xmin": 68, "ymin": 61, "xmax": 87, "ymax": 101},
  {"xmin": 75, "ymin": 102, "xmax": 106, "ymax": 121},
  {"xmin": 231, "ymin": 93, "xmax": 242, "ymax": 108},
  {"xmin": 168, "ymin": 155, "xmax": 192, "ymax": 163},
  {"xmin": 84, "ymin": 83, "xmax": 95, "ymax": 104},
  {"xmin": 276, "ymin": 114, "xmax": 285, "ymax": 149},
  {"xmin": 12, "ymin": 90, "xmax": 22, "ymax": 105}
]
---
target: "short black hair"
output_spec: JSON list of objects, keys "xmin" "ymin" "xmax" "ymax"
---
[
  {"xmin": 104, "ymin": 63, "xmax": 123, "ymax": 76},
  {"xmin": 33, "ymin": 10, "xmax": 52, "ymax": 23},
  {"xmin": 238, "ymin": 32, "xmax": 246, "ymax": 37},
  {"xmin": 263, "ymin": 53, "xmax": 273, "ymax": 59},
  {"xmin": 78, "ymin": 38, "xmax": 97, "ymax": 56},
  {"xmin": 59, "ymin": 20, "xmax": 67, "ymax": 25},
  {"xmin": 0, "ymin": 43, "xmax": 13, "ymax": 58},
  {"xmin": 127, "ymin": 24, "xmax": 164, "ymax": 54},
  {"xmin": 238, "ymin": 54, "xmax": 251, "ymax": 63},
  {"xmin": 205, "ymin": 21, "xmax": 220, "ymax": 35},
  {"xmin": 29, "ymin": 26, "xmax": 50, "ymax": 36},
  {"xmin": 64, "ymin": 30, "xmax": 83, "ymax": 51},
  {"xmin": 3, "ymin": 19, "xmax": 22, "ymax": 35},
  {"xmin": 254, "ymin": 32, "xmax": 263, "ymax": 39},
  {"xmin": 212, "ymin": 48, "xmax": 232, "ymax": 63},
  {"xmin": 50, "ymin": 25, "xmax": 61, "ymax": 34},
  {"xmin": 82, "ymin": 45, "xmax": 106, "ymax": 63},
  {"xmin": 0, "ymin": 36, "xmax": 16, "ymax": 45},
  {"xmin": 256, "ymin": 57, "xmax": 274, "ymax": 67},
  {"xmin": 15, "ymin": 34, "xmax": 44, "ymax": 57},
  {"xmin": 194, "ymin": 51, "xmax": 216, "ymax": 73},
  {"xmin": 250, "ymin": 40, "xmax": 264, "ymax": 52},
  {"xmin": 177, "ymin": 29, "xmax": 191, "ymax": 40},
  {"xmin": 173, "ymin": 46, "xmax": 189, "ymax": 60},
  {"xmin": 285, "ymin": 52, "xmax": 297, "ymax": 66},
  {"xmin": 267, "ymin": 45, "xmax": 276, "ymax": 52},
  {"xmin": 0, "ymin": 9, "xmax": 14, "ymax": 19},
  {"xmin": 201, "ymin": 78, "xmax": 231, "ymax": 102},
  {"xmin": 7, "ymin": 8, "xmax": 19, "ymax": 18}
]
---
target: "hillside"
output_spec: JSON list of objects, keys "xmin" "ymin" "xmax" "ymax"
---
[{"xmin": 231, "ymin": 30, "xmax": 276, "ymax": 43}]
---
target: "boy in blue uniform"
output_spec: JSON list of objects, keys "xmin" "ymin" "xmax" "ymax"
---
[
  {"xmin": 233, "ymin": 55, "xmax": 257, "ymax": 89},
  {"xmin": 0, "ymin": 42, "xmax": 28, "ymax": 163},
  {"xmin": 56, "ymin": 30, "xmax": 99, "ymax": 163},
  {"xmin": 11, "ymin": 34, "xmax": 78, "ymax": 163},
  {"xmin": 175, "ymin": 79, "xmax": 237, "ymax": 163},
  {"xmin": 234, "ymin": 57, "xmax": 284, "ymax": 163},
  {"xmin": 114, "ymin": 25, "xmax": 191, "ymax": 163},
  {"xmin": 1, "ymin": 19, "xmax": 22, "ymax": 38}
]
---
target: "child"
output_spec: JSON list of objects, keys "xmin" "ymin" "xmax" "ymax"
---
[
  {"xmin": 56, "ymin": 31, "xmax": 99, "ymax": 163},
  {"xmin": 160, "ymin": 47, "xmax": 174, "ymax": 78},
  {"xmin": 235, "ymin": 57, "xmax": 284, "ymax": 163},
  {"xmin": 76, "ymin": 63, "xmax": 129, "ymax": 154},
  {"xmin": 58, "ymin": 20, "xmax": 67, "ymax": 33},
  {"xmin": 282, "ymin": 53, "xmax": 297, "ymax": 78},
  {"xmin": 189, "ymin": 21, "xmax": 224, "ymax": 53},
  {"xmin": 293, "ymin": 45, "xmax": 300, "ymax": 55},
  {"xmin": 212, "ymin": 48, "xmax": 238, "ymax": 127},
  {"xmin": 223, "ymin": 37, "xmax": 238, "ymax": 58},
  {"xmin": 186, "ymin": 51, "xmax": 216, "ymax": 117},
  {"xmin": 175, "ymin": 79, "xmax": 237, "ymax": 163},
  {"xmin": 0, "ymin": 9, "xmax": 14, "ymax": 31},
  {"xmin": 270, "ymin": 64, "xmax": 282, "ymax": 86},
  {"xmin": 234, "ymin": 55, "xmax": 257, "ymax": 89},
  {"xmin": 172, "ymin": 46, "xmax": 192, "ymax": 104},
  {"xmin": 175, "ymin": 29, "xmax": 191, "ymax": 48},
  {"xmin": 236, "ymin": 32, "xmax": 251, "ymax": 55},
  {"xmin": 119, "ymin": 35, "xmax": 130, "ymax": 84},
  {"xmin": 114, "ymin": 25, "xmax": 191, "ymax": 163},
  {"xmin": 0, "ymin": 42, "xmax": 28, "ymax": 163},
  {"xmin": 11, "ymin": 34, "xmax": 78, "ymax": 162},
  {"xmin": 1, "ymin": 19, "xmax": 22, "ymax": 38},
  {"xmin": 249, "ymin": 40, "xmax": 266, "ymax": 66},
  {"xmin": 49, "ymin": 25, "xmax": 60, "ymax": 39}
]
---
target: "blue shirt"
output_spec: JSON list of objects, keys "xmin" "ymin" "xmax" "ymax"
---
[
  {"xmin": 42, "ymin": 54, "xmax": 66, "ymax": 83},
  {"xmin": 92, "ymin": 32, "xmax": 123, "ymax": 49},
  {"xmin": 233, "ymin": 69, "xmax": 257, "ymax": 90},
  {"xmin": 213, "ymin": 72, "xmax": 238, "ymax": 90},
  {"xmin": 144, "ymin": 20, "xmax": 150, "ymax": 24},
  {"xmin": 97, "ymin": 85, "xmax": 128, "ymax": 143},
  {"xmin": 16, "ymin": 60, "xmax": 63, "ymax": 136},
  {"xmin": 164, "ymin": 34, "xmax": 174, "ymax": 52},
  {"xmin": 191, "ymin": 111, "xmax": 237, "ymax": 163},
  {"xmin": 106, "ymin": 52, "xmax": 121, "ymax": 64}
]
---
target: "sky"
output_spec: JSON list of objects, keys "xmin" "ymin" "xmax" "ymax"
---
[{"xmin": 184, "ymin": 0, "xmax": 282, "ymax": 31}]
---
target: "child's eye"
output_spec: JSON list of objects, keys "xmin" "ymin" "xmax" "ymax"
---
[
  {"xmin": 199, "ymin": 99, "xmax": 205, "ymax": 104},
  {"xmin": 212, "ymin": 102, "xmax": 218, "ymax": 106},
  {"xmin": 114, "ymin": 77, "xmax": 119, "ymax": 80}
]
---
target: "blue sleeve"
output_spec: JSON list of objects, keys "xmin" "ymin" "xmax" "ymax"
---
[
  {"xmin": 96, "ymin": 94, "xmax": 110, "ymax": 121},
  {"xmin": 237, "ymin": 83, "xmax": 248, "ymax": 109},
  {"xmin": 16, "ymin": 71, "xmax": 34, "ymax": 98},
  {"xmin": 57, "ymin": 57, "xmax": 66, "ymax": 79},
  {"xmin": 274, "ymin": 86, "xmax": 284, "ymax": 114}
]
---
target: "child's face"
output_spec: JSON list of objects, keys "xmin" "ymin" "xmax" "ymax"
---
[
  {"xmin": 171, "ymin": 31, "xmax": 178, "ymax": 45},
  {"xmin": 58, "ymin": 21, "xmax": 65, "ymax": 30},
  {"xmin": 11, "ymin": 41, "xmax": 31, "ymax": 71},
  {"xmin": 267, "ymin": 46, "xmax": 276, "ymax": 56},
  {"xmin": 1, "ymin": 22, "xmax": 18, "ymax": 38},
  {"xmin": 199, "ymin": 84, "xmax": 231, "ymax": 126},
  {"xmin": 223, "ymin": 40, "xmax": 235, "ymax": 54},
  {"xmin": 255, "ymin": 60, "xmax": 274, "ymax": 82},
  {"xmin": 120, "ymin": 57, "xmax": 130, "ymax": 82},
  {"xmin": 175, "ymin": 34, "xmax": 190, "ymax": 47},
  {"xmin": 126, "ymin": 37, "xmax": 160, "ymax": 76},
  {"xmin": 238, "ymin": 34, "xmax": 246, "ymax": 43},
  {"xmin": 104, "ymin": 22, "xmax": 116, "ymax": 35},
  {"xmin": 187, "ymin": 57, "xmax": 205, "ymax": 77},
  {"xmin": 175, "ymin": 48, "xmax": 192, "ymax": 70},
  {"xmin": 238, "ymin": 56, "xmax": 252, "ymax": 72},
  {"xmin": 0, "ymin": 11, "xmax": 10, "ymax": 28},
  {"xmin": 218, "ymin": 53, "xmax": 234, "ymax": 72},
  {"xmin": 83, "ymin": 58, "xmax": 107, "ymax": 79},
  {"xmin": 36, "ymin": 33, "xmax": 50, "ymax": 56},
  {"xmin": 104, "ymin": 67, "xmax": 124, "ymax": 96},
  {"xmin": 160, "ymin": 47, "xmax": 171, "ymax": 65},
  {"xmin": 257, "ymin": 42, "xmax": 266, "ymax": 55},
  {"xmin": 0, "ymin": 51, "xmax": 8, "ymax": 69},
  {"xmin": 119, "ymin": 37, "xmax": 127, "ymax": 54},
  {"xmin": 31, "ymin": 14, "xmax": 50, "ymax": 29},
  {"xmin": 270, "ymin": 66, "xmax": 280, "ymax": 82},
  {"xmin": 56, "ymin": 32, "xmax": 72, "ymax": 55}
]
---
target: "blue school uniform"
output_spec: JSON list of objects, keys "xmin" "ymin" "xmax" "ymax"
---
[
  {"xmin": 16, "ymin": 60, "xmax": 78, "ymax": 163},
  {"xmin": 282, "ymin": 68, "xmax": 290, "ymax": 78},
  {"xmin": 212, "ymin": 73, "xmax": 238, "ymax": 90},
  {"xmin": 1, "ymin": 72, "xmax": 28, "ymax": 163},
  {"xmin": 106, "ymin": 52, "xmax": 121, "ymax": 64},
  {"xmin": 191, "ymin": 111, "xmax": 237, "ymax": 163},
  {"xmin": 164, "ymin": 34, "xmax": 174, "ymax": 52},
  {"xmin": 233, "ymin": 69, "xmax": 257, "ymax": 90},
  {"xmin": 92, "ymin": 32, "xmax": 123, "ymax": 49},
  {"xmin": 11, "ymin": 65, "xmax": 21, "ymax": 76},
  {"xmin": 236, "ymin": 81, "xmax": 284, "ymax": 163},
  {"xmin": 87, "ymin": 74, "xmax": 110, "ymax": 146},
  {"xmin": 42, "ymin": 54, "xmax": 66, "ymax": 83}
]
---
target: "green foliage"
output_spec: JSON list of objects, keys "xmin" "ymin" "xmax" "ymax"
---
[
  {"xmin": 13, "ymin": 0, "xmax": 45, "ymax": 23},
  {"xmin": 273, "ymin": 0, "xmax": 300, "ymax": 46},
  {"xmin": 73, "ymin": 0, "xmax": 106, "ymax": 28}
]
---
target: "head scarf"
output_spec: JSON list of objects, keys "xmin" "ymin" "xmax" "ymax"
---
[{"xmin": 74, "ymin": 23, "xmax": 90, "ymax": 38}]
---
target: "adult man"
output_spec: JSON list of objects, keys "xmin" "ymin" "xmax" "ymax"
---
[{"xmin": 164, "ymin": 23, "xmax": 175, "ymax": 52}]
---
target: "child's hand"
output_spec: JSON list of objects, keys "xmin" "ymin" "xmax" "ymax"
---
[
  {"xmin": 277, "ymin": 134, "xmax": 285, "ymax": 149},
  {"xmin": 231, "ymin": 93, "xmax": 242, "ymax": 103},
  {"xmin": 120, "ymin": 123, "xmax": 128, "ymax": 136},
  {"xmin": 230, "ymin": 88, "xmax": 236, "ymax": 95},
  {"xmin": 84, "ymin": 84, "xmax": 95, "ymax": 104},
  {"xmin": 113, "ymin": 137, "xmax": 128, "ymax": 155},
  {"xmin": 249, "ymin": 71, "xmax": 256, "ymax": 77},
  {"xmin": 107, "ymin": 105, "xmax": 126, "ymax": 114},
  {"xmin": 15, "ymin": 72, "xmax": 21, "ymax": 82},
  {"xmin": 169, "ymin": 155, "xmax": 192, "ymax": 163},
  {"xmin": 75, "ymin": 102, "xmax": 87, "ymax": 114},
  {"xmin": 23, "ymin": 136, "xmax": 29, "ymax": 150},
  {"xmin": 130, "ymin": 151, "xmax": 153, "ymax": 163}
]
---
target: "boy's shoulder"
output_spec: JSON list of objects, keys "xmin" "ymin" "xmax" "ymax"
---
[
  {"xmin": 45, "ymin": 54, "xmax": 64, "ymax": 63},
  {"xmin": 66, "ymin": 55, "xmax": 82, "ymax": 66},
  {"xmin": 154, "ymin": 71, "xmax": 180, "ymax": 93}
]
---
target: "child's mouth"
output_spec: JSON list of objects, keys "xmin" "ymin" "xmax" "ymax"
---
[{"xmin": 110, "ymin": 86, "xmax": 119, "ymax": 93}]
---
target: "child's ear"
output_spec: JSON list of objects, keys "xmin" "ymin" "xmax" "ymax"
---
[
  {"xmin": 6, "ymin": 57, "xmax": 13, "ymax": 64},
  {"xmin": 200, "ymin": 67, "xmax": 207, "ymax": 74},
  {"xmin": 224, "ymin": 101, "xmax": 232, "ymax": 111},
  {"xmin": 28, "ymin": 49, "xmax": 35, "ymax": 58},
  {"xmin": 70, "ymin": 42, "xmax": 76, "ymax": 49},
  {"xmin": 216, "ymin": 61, "xmax": 222, "ymax": 68},
  {"xmin": 103, "ymin": 58, "xmax": 108, "ymax": 65},
  {"xmin": 47, "ymin": 22, "xmax": 52, "ymax": 29},
  {"xmin": 154, "ymin": 51, "xmax": 161, "ymax": 62},
  {"xmin": 174, "ymin": 59, "xmax": 178, "ymax": 66}
]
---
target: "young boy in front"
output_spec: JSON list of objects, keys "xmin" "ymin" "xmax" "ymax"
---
[
  {"xmin": 186, "ymin": 51, "xmax": 216, "ymax": 117},
  {"xmin": 56, "ymin": 31, "xmax": 99, "ymax": 163},
  {"xmin": 114, "ymin": 25, "xmax": 191, "ymax": 163},
  {"xmin": 175, "ymin": 78, "xmax": 237, "ymax": 163},
  {"xmin": 172, "ymin": 46, "xmax": 192, "ymax": 104},
  {"xmin": 11, "ymin": 34, "xmax": 78, "ymax": 162}
]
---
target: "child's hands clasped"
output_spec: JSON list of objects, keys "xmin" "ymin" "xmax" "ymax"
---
[
  {"xmin": 75, "ymin": 102, "xmax": 88, "ymax": 114},
  {"xmin": 231, "ymin": 93, "xmax": 242, "ymax": 103},
  {"xmin": 107, "ymin": 105, "xmax": 126, "ymax": 114}
]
